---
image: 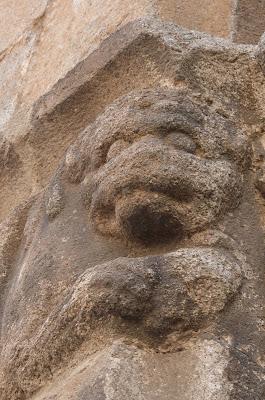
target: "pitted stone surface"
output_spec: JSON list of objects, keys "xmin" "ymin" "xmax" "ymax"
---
[
  {"xmin": 0, "ymin": 11, "xmax": 264, "ymax": 400},
  {"xmin": 0, "ymin": 248, "xmax": 243, "ymax": 399},
  {"xmin": 69, "ymin": 89, "xmax": 249, "ymax": 244},
  {"xmin": 1, "ymin": 87, "xmax": 262, "ymax": 400}
]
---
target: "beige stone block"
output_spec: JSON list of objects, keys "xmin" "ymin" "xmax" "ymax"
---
[
  {"xmin": 157, "ymin": 0, "xmax": 232, "ymax": 38},
  {"xmin": 22, "ymin": 0, "xmax": 154, "ymax": 106},
  {"xmin": 0, "ymin": 0, "xmax": 48, "ymax": 53},
  {"xmin": 232, "ymin": 0, "xmax": 265, "ymax": 44},
  {"xmin": 0, "ymin": 33, "xmax": 36, "ymax": 130},
  {"xmin": 0, "ymin": 0, "xmax": 235, "ymax": 141},
  {"xmin": 20, "ymin": 0, "xmax": 234, "ymax": 109}
]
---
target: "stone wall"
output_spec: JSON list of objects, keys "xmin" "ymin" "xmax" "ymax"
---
[
  {"xmin": 158, "ymin": 0, "xmax": 232, "ymax": 38},
  {"xmin": 232, "ymin": 0, "xmax": 265, "ymax": 44},
  {"xmin": 0, "ymin": 0, "xmax": 263, "ymax": 140},
  {"xmin": 0, "ymin": 0, "xmax": 157, "ymax": 220},
  {"xmin": 0, "ymin": 0, "xmax": 265, "ymax": 223},
  {"xmin": 0, "ymin": 0, "xmax": 154, "ymax": 136},
  {"xmin": 0, "ymin": 2, "xmax": 265, "ymax": 400}
]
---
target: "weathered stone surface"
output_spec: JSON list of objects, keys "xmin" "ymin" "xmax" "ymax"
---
[
  {"xmin": 0, "ymin": 84, "xmax": 264, "ymax": 399},
  {"xmin": 0, "ymin": 0, "xmax": 261, "ymax": 140},
  {"xmin": 255, "ymin": 167, "xmax": 265, "ymax": 198},
  {"xmin": 0, "ymin": 4, "xmax": 265, "ymax": 400},
  {"xmin": 0, "ymin": 0, "xmax": 262, "ymax": 164},
  {"xmin": 158, "ymin": 0, "xmax": 232, "ymax": 38},
  {"xmin": 30, "ymin": 339, "xmax": 234, "ymax": 400},
  {"xmin": 21, "ymin": 0, "xmax": 155, "ymax": 108},
  {"xmin": 256, "ymin": 32, "xmax": 265, "ymax": 74},
  {"xmin": 1, "ymin": 18, "xmax": 264, "ymax": 224},
  {"xmin": 1, "ymin": 247, "xmax": 243, "ymax": 399},
  {"xmin": 0, "ymin": 0, "xmax": 48, "ymax": 54},
  {"xmin": 0, "ymin": 34, "xmax": 36, "ymax": 131},
  {"xmin": 79, "ymin": 89, "xmax": 247, "ymax": 242},
  {"xmin": 232, "ymin": 0, "xmax": 265, "ymax": 44}
]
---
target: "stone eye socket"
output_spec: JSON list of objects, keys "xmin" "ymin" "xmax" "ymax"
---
[
  {"xmin": 106, "ymin": 139, "xmax": 131, "ymax": 161},
  {"xmin": 164, "ymin": 131, "xmax": 197, "ymax": 154},
  {"xmin": 105, "ymin": 130, "xmax": 197, "ymax": 163}
]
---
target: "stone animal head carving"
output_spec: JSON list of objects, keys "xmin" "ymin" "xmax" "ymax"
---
[
  {"xmin": 0, "ymin": 89, "xmax": 252, "ymax": 400},
  {"xmin": 63, "ymin": 88, "xmax": 250, "ymax": 246}
]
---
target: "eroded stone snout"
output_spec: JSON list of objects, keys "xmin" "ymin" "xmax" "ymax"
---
[
  {"xmin": 85, "ymin": 135, "xmax": 242, "ymax": 245},
  {"xmin": 62, "ymin": 89, "xmax": 250, "ymax": 245}
]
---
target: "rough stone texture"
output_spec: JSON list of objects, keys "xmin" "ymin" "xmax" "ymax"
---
[
  {"xmin": 256, "ymin": 32, "xmax": 265, "ymax": 74},
  {"xmin": 30, "ymin": 339, "xmax": 235, "ymax": 400},
  {"xmin": 158, "ymin": 0, "xmax": 232, "ymax": 38},
  {"xmin": 0, "ymin": 84, "xmax": 264, "ymax": 399},
  {"xmin": 3, "ymin": 0, "xmax": 233, "ymax": 144},
  {"xmin": 0, "ymin": 18, "xmax": 265, "ymax": 223},
  {"xmin": 0, "ymin": 247, "xmax": 243, "ymax": 398},
  {"xmin": 0, "ymin": 34, "xmax": 36, "ymax": 132},
  {"xmin": 0, "ymin": 0, "xmax": 48, "ymax": 54},
  {"xmin": 232, "ymin": 0, "xmax": 265, "ymax": 44},
  {"xmin": 0, "ymin": 2, "xmax": 264, "ymax": 226},
  {"xmin": 0, "ymin": 3, "xmax": 265, "ymax": 400},
  {"xmin": 0, "ymin": 0, "xmax": 154, "ymax": 141}
]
